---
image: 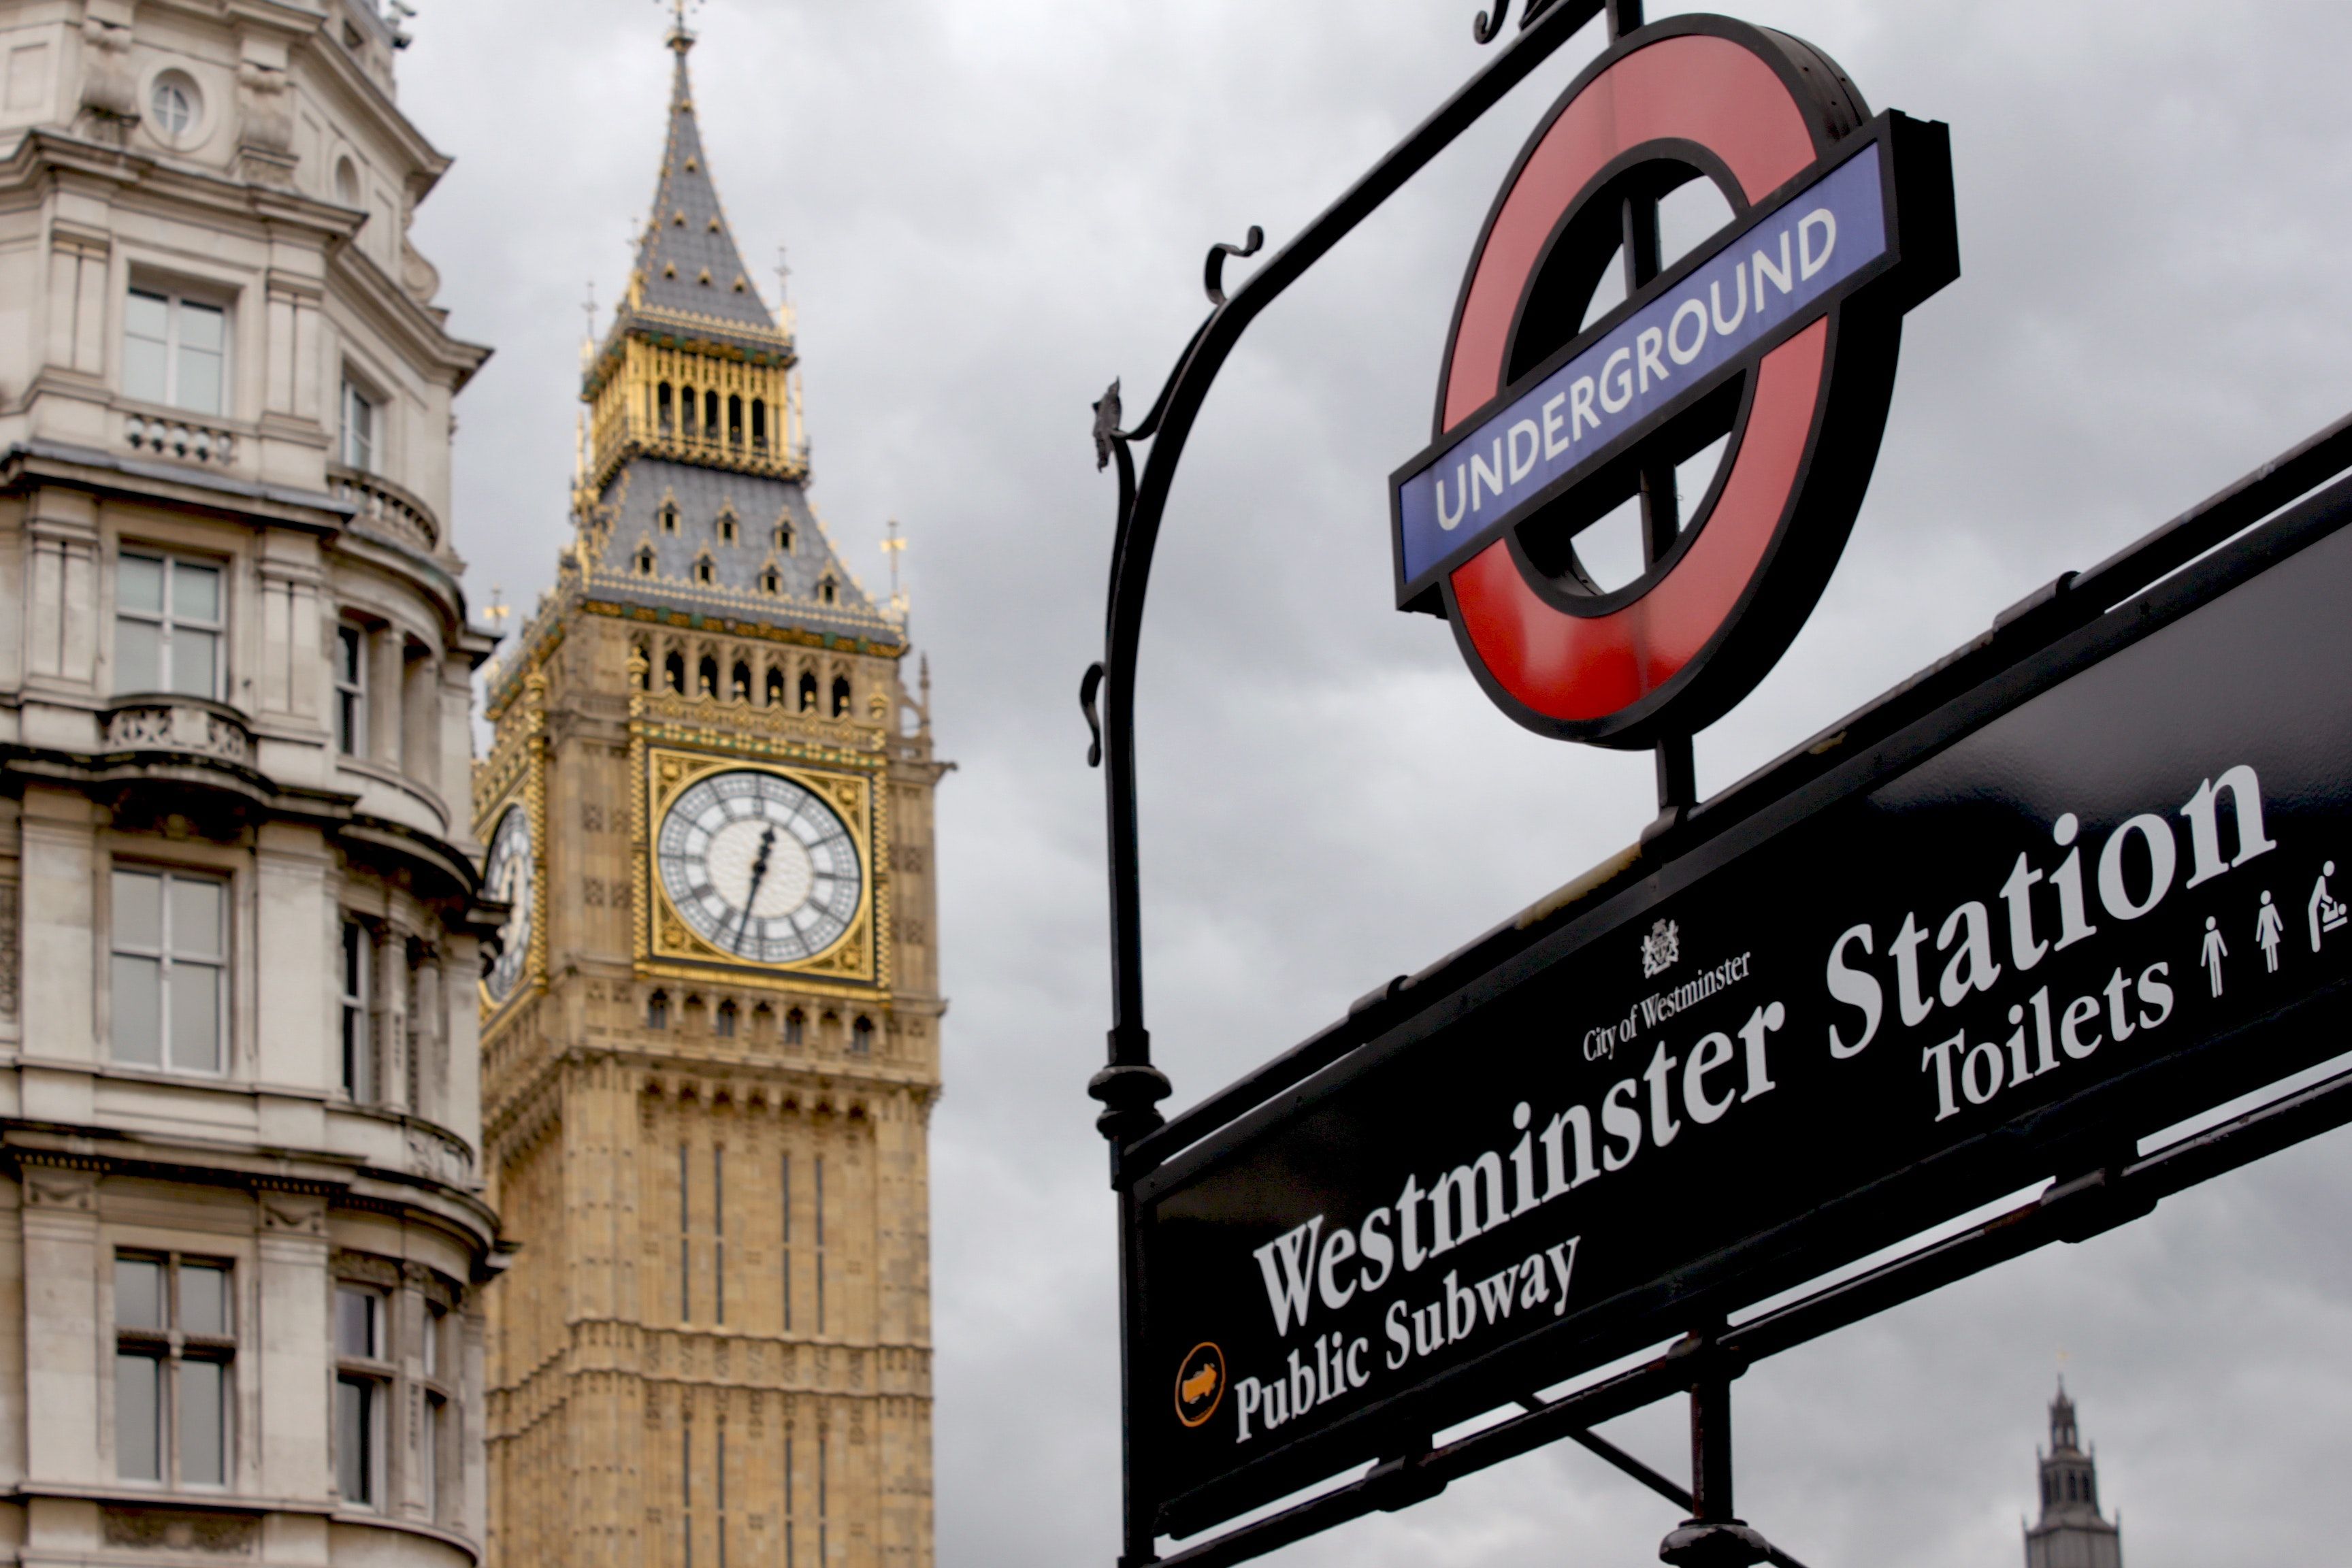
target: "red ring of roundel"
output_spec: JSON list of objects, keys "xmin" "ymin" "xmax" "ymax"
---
[{"xmin": 1436, "ymin": 25, "xmax": 1849, "ymax": 742}]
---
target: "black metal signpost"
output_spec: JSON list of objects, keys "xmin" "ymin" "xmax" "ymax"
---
[{"xmin": 1085, "ymin": 5, "xmax": 2352, "ymax": 1567}]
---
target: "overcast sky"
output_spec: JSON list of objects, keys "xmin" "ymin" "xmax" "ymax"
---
[{"xmin": 400, "ymin": 3, "xmax": 2352, "ymax": 1565}]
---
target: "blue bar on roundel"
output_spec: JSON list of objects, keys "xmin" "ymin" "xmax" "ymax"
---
[{"xmin": 1395, "ymin": 142, "xmax": 1889, "ymax": 589}]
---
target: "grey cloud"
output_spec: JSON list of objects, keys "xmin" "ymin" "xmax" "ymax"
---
[{"xmin": 404, "ymin": 2, "xmax": 2352, "ymax": 1564}]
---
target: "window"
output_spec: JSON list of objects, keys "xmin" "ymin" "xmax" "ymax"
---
[
  {"xmin": 659, "ymin": 502, "xmax": 679, "ymax": 534},
  {"xmin": 830, "ymin": 676, "xmax": 851, "ymax": 718},
  {"xmin": 420, "ymin": 1303, "xmax": 449, "ymax": 1522},
  {"xmin": 752, "ymin": 399, "xmax": 769, "ymax": 451},
  {"xmin": 339, "ymin": 378, "xmax": 378, "ymax": 472},
  {"xmin": 657, "ymin": 381, "xmax": 674, "ymax": 434},
  {"xmin": 648, "ymin": 991, "xmax": 670, "ymax": 1030},
  {"xmin": 694, "ymin": 555, "xmax": 714, "ymax": 585},
  {"xmin": 775, "ymin": 522, "xmax": 794, "ymax": 554},
  {"xmin": 665, "ymin": 652, "xmax": 686, "ymax": 693},
  {"xmin": 124, "ymin": 289, "xmax": 226, "ymax": 415},
  {"xmin": 730, "ymin": 662, "xmax": 751, "ymax": 702},
  {"xmin": 783, "ymin": 1008, "xmax": 805, "ymax": 1047},
  {"xmin": 637, "ymin": 546, "xmax": 657, "ymax": 576},
  {"xmin": 715, "ymin": 999, "xmax": 738, "ymax": 1037},
  {"xmin": 115, "ymin": 1253, "xmax": 234, "ymax": 1488},
  {"xmin": 698, "ymin": 657, "xmax": 718, "ymax": 698},
  {"xmin": 817, "ymin": 576, "xmax": 837, "ymax": 606},
  {"xmin": 148, "ymin": 73, "xmax": 198, "ymax": 142},
  {"xmin": 765, "ymin": 666, "xmax": 785, "ymax": 704},
  {"xmin": 334, "ymin": 625, "xmax": 366, "ymax": 754},
  {"xmin": 760, "ymin": 568, "xmax": 781, "ymax": 595},
  {"xmin": 717, "ymin": 512, "xmax": 737, "ymax": 544},
  {"xmin": 334, "ymin": 157, "xmax": 360, "ymax": 207},
  {"xmin": 850, "ymin": 1016, "xmax": 874, "ymax": 1056},
  {"xmin": 334, "ymin": 1286, "xmax": 387, "ymax": 1509},
  {"xmin": 340, "ymin": 921, "xmax": 373, "ymax": 1100},
  {"xmin": 797, "ymin": 672, "xmax": 817, "ymax": 713},
  {"xmin": 116, "ymin": 552, "xmax": 223, "ymax": 698},
  {"xmin": 112, "ymin": 869, "xmax": 226, "ymax": 1074}
]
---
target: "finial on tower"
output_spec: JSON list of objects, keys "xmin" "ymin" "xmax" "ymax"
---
[
  {"xmin": 661, "ymin": 0, "xmax": 702, "ymax": 52},
  {"xmin": 882, "ymin": 520, "xmax": 908, "ymax": 619}
]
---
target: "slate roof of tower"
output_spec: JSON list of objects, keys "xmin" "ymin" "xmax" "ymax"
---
[{"xmin": 623, "ymin": 27, "xmax": 780, "ymax": 338}]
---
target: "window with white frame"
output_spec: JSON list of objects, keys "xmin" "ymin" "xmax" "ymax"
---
[
  {"xmin": 334, "ymin": 1284, "xmax": 388, "ymax": 1509},
  {"xmin": 124, "ymin": 288, "xmax": 227, "ymax": 416},
  {"xmin": 340, "ymin": 378, "xmax": 378, "ymax": 472},
  {"xmin": 116, "ymin": 552, "xmax": 224, "ymax": 699},
  {"xmin": 340, "ymin": 921, "xmax": 373, "ymax": 1102},
  {"xmin": 115, "ymin": 1253, "xmax": 234, "ymax": 1488},
  {"xmin": 334, "ymin": 625, "xmax": 367, "ymax": 755},
  {"xmin": 111, "ymin": 868, "xmax": 227, "ymax": 1075}
]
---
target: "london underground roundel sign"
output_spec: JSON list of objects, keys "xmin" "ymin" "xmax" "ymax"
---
[{"xmin": 1390, "ymin": 16, "xmax": 1959, "ymax": 745}]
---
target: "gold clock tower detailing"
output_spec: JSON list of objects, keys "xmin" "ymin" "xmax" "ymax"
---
[{"xmin": 476, "ymin": 22, "xmax": 945, "ymax": 1568}]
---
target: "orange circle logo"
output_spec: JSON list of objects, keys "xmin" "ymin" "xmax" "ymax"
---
[{"xmin": 1174, "ymin": 1342, "xmax": 1226, "ymax": 1428}]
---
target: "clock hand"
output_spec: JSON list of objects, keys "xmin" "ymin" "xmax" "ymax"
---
[{"xmin": 732, "ymin": 826, "xmax": 777, "ymax": 955}]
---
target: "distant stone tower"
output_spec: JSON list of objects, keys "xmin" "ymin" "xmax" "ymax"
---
[{"xmin": 2024, "ymin": 1384, "xmax": 2122, "ymax": 1568}]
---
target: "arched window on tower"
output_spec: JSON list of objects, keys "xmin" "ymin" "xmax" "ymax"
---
[
  {"xmin": 728, "ymin": 394, "xmax": 744, "ymax": 447},
  {"xmin": 798, "ymin": 672, "xmax": 817, "ymax": 713},
  {"xmin": 665, "ymin": 652, "xmax": 687, "ymax": 693},
  {"xmin": 680, "ymin": 386, "xmax": 698, "ymax": 439},
  {"xmin": 783, "ymin": 1007, "xmax": 805, "ymax": 1046},
  {"xmin": 657, "ymin": 382, "xmax": 674, "ymax": 434},
  {"xmin": 632, "ymin": 641, "xmax": 651, "ymax": 689},
  {"xmin": 697, "ymin": 656, "xmax": 719, "ymax": 698},
  {"xmin": 730, "ymin": 662, "xmax": 751, "ymax": 701},
  {"xmin": 851, "ymin": 1016, "xmax": 874, "ymax": 1056},
  {"xmin": 705, "ymin": 390, "xmax": 721, "ymax": 437},
  {"xmin": 751, "ymin": 399, "xmax": 768, "ymax": 451},
  {"xmin": 647, "ymin": 991, "xmax": 670, "ymax": 1030},
  {"xmin": 715, "ymin": 1000, "xmax": 738, "ymax": 1038},
  {"xmin": 831, "ymin": 676, "xmax": 851, "ymax": 717},
  {"xmin": 765, "ymin": 666, "xmax": 785, "ymax": 706}
]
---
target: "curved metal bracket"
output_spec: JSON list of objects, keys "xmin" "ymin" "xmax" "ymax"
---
[
  {"xmin": 1203, "ymin": 226, "xmax": 1264, "ymax": 306},
  {"xmin": 1080, "ymin": 662, "xmax": 1105, "ymax": 768}
]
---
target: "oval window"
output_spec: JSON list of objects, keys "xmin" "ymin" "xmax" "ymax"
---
[{"xmin": 149, "ymin": 71, "xmax": 199, "ymax": 143}]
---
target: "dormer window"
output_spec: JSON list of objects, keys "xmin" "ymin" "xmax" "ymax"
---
[
  {"xmin": 716, "ymin": 511, "xmax": 737, "ymax": 544},
  {"xmin": 693, "ymin": 555, "xmax": 714, "ymax": 585},
  {"xmin": 760, "ymin": 568, "xmax": 780, "ymax": 595},
  {"xmin": 636, "ymin": 546, "xmax": 656, "ymax": 576},
  {"xmin": 658, "ymin": 502, "xmax": 679, "ymax": 534},
  {"xmin": 818, "ymin": 577, "xmax": 837, "ymax": 606},
  {"xmin": 774, "ymin": 523, "xmax": 794, "ymax": 554}
]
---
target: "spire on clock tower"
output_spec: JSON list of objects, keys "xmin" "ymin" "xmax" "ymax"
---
[{"xmin": 562, "ymin": 18, "xmax": 892, "ymax": 648}]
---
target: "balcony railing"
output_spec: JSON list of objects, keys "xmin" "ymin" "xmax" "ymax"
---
[
  {"xmin": 101, "ymin": 696, "xmax": 255, "ymax": 768},
  {"xmin": 124, "ymin": 414, "xmax": 237, "ymax": 467},
  {"xmin": 329, "ymin": 464, "xmax": 440, "ymax": 555}
]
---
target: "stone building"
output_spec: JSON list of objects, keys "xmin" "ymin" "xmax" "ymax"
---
[
  {"xmin": 0, "ymin": 3, "xmax": 502, "ymax": 1568},
  {"xmin": 476, "ymin": 21, "xmax": 944, "ymax": 1568},
  {"xmin": 2024, "ymin": 1384, "xmax": 2123, "ymax": 1568}
]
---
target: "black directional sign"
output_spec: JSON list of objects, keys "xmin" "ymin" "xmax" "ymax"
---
[{"xmin": 1132, "ymin": 470, "xmax": 2352, "ymax": 1537}]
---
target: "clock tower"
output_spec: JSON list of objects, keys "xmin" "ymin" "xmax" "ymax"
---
[{"xmin": 474, "ymin": 22, "xmax": 945, "ymax": 1568}]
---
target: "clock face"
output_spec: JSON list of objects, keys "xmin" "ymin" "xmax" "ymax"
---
[
  {"xmin": 656, "ymin": 769, "xmax": 863, "ymax": 964},
  {"xmin": 482, "ymin": 804, "xmax": 533, "ymax": 1003}
]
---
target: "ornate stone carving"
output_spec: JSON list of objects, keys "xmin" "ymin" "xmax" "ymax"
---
[
  {"xmin": 77, "ymin": 20, "xmax": 137, "ymax": 129},
  {"xmin": 102, "ymin": 1508, "xmax": 259, "ymax": 1554},
  {"xmin": 22, "ymin": 1164, "xmax": 97, "ymax": 1211},
  {"xmin": 259, "ymin": 1190, "xmax": 325, "ymax": 1235},
  {"xmin": 101, "ymin": 700, "xmax": 255, "ymax": 765}
]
